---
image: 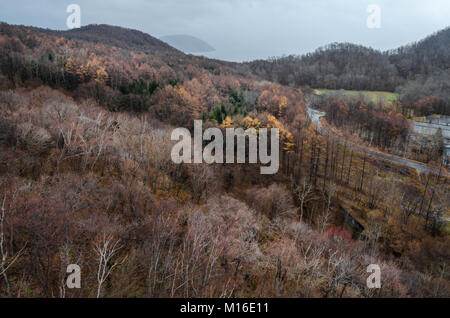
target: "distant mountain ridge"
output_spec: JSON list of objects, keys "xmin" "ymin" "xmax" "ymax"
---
[
  {"xmin": 0, "ymin": 21, "xmax": 448, "ymax": 94},
  {"xmin": 0, "ymin": 22, "xmax": 251, "ymax": 78},
  {"xmin": 248, "ymin": 26, "xmax": 450, "ymax": 91},
  {"xmin": 389, "ymin": 27, "xmax": 450, "ymax": 78},
  {"xmin": 41, "ymin": 24, "xmax": 182, "ymax": 55},
  {"xmin": 160, "ymin": 34, "xmax": 215, "ymax": 53}
]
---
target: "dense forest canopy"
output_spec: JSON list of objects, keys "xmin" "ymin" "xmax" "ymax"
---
[
  {"xmin": 249, "ymin": 27, "xmax": 450, "ymax": 91},
  {"xmin": 388, "ymin": 27, "xmax": 450, "ymax": 78},
  {"xmin": 248, "ymin": 27, "xmax": 450, "ymax": 117},
  {"xmin": 0, "ymin": 21, "xmax": 448, "ymax": 298},
  {"xmin": 0, "ymin": 22, "xmax": 261, "ymax": 126},
  {"xmin": 250, "ymin": 43, "xmax": 401, "ymax": 91}
]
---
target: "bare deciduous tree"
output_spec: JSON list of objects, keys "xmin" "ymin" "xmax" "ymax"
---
[
  {"xmin": 94, "ymin": 233, "xmax": 125, "ymax": 298},
  {"xmin": 0, "ymin": 193, "xmax": 26, "ymax": 297},
  {"xmin": 296, "ymin": 178, "xmax": 314, "ymax": 224},
  {"xmin": 320, "ymin": 182, "xmax": 336, "ymax": 234}
]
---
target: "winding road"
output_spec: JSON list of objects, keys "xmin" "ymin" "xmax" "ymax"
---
[{"xmin": 306, "ymin": 107, "xmax": 448, "ymax": 176}]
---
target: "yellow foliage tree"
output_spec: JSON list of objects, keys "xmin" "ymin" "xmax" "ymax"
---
[
  {"xmin": 94, "ymin": 67, "xmax": 109, "ymax": 84},
  {"xmin": 76, "ymin": 64, "xmax": 89, "ymax": 82},
  {"xmin": 266, "ymin": 115, "xmax": 295, "ymax": 152},
  {"xmin": 222, "ymin": 116, "xmax": 233, "ymax": 128},
  {"xmin": 278, "ymin": 96, "xmax": 288, "ymax": 118},
  {"xmin": 243, "ymin": 116, "xmax": 261, "ymax": 130},
  {"xmin": 65, "ymin": 57, "xmax": 77, "ymax": 75}
]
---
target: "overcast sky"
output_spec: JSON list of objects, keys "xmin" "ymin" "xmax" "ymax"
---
[{"xmin": 1, "ymin": 0, "xmax": 449, "ymax": 62}]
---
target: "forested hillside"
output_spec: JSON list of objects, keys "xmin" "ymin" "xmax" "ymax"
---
[
  {"xmin": 249, "ymin": 28, "xmax": 450, "ymax": 117},
  {"xmin": 249, "ymin": 27, "xmax": 449, "ymax": 91},
  {"xmin": 389, "ymin": 27, "xmax": 450, "ymax": 78},
  {"xmin": 0, "ymin": 23, "xmax": 261, "ymax": 124},
  {"xmin": 0, "ymin": 22, "xmax": 448, "ymax": 298},
  {"xmin": 250, "ymin": 43, "xmax": 401, "ymax": 91}
]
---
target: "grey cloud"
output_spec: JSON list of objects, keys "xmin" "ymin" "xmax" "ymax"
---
[{"xmin": 0, "ymin": 0, "xmax": 449, "ymax": 61}]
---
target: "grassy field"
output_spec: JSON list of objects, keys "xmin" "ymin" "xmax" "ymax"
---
[{"xmin": 314, "ymin": 89, "xmax": 400, "ymax": 106}]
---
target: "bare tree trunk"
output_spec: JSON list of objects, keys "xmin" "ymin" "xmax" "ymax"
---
[
  {"xmin": 419, "ymin": 174, "xmax": 430, "ymax": 218},
  {"xmin": 297, "ymin": 179, "xmax": 313, "ymax": 224},
  {"xmin": 347, "ymin": 150, "xmax": 353, "ymax": 185},
  {"xmin": 359, "ymin": 155, "xmax": 367, "ymax": 192},
  {"xmin": 0, "ymin": 193, "xmax": 25, "ymax": 297},
  {"xmin": 323, "ymin": 139, "xmax": 329, "ymax": 193},
  {"xmin": 94, "ymin": 234, "xmax": 124, "ymax": 298},
  {"xmin": 314, "ymin": 148, "xmax": 321, "ymax": 188}
]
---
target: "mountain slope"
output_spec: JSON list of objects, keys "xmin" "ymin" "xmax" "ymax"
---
[
  {"xmin": 44, "ymin": 24, "xmax": 182, "ymax": 55},
  {"xmin": 248, "ymin": 27, "xmax": 450, "ymax": 91},
  {"xmin": 389, "ymin": 27, "xmax": 450, "ymax": 78},
  {"xmin": 0, "ymin": 22, "xmax": 260, "ymax": 125},
  {"xmin": 249, "ymin": 43, "xmax": 400, "ymax": 91}
]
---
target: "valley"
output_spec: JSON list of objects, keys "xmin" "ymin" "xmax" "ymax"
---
[{"xmin": 0, "ymin": 20, "xmax": 448, "ymax": 298}]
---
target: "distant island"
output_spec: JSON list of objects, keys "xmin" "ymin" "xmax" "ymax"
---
[{"xmin": 160, "ymin": 34, "xmax": 215, "ymax": 53}]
